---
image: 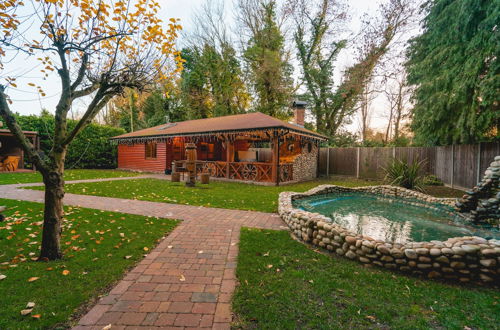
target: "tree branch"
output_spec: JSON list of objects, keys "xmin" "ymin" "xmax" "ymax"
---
[
  {"xmin": 70, "ymin": 53, "xmax": 89, "ymax": 91},
  {"xmin": 61, "ymin": 87, "xmax": 114, "ymax": 147},
  {"xmin": 71, "ymin": 84, "xmax": 99, "ymax": 99}
]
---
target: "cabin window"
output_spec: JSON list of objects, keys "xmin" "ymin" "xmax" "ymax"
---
[{"xmin": 145, "ymin": 142, "xmax": 157, "ymax": 159}]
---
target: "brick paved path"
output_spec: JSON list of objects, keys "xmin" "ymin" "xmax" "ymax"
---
[{"xmin": 0, "ymin": 178, "xmax": 286, "ymax": 329}]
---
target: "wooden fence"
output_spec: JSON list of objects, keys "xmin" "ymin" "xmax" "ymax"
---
[{"xmin": 318, "ymin": 142, "xmax": 500, "ymax": 190}]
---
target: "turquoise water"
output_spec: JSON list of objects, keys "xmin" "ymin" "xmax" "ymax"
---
[{"xmin": 294, "ymin": 193, "xmax": 499, "ymax": 243}]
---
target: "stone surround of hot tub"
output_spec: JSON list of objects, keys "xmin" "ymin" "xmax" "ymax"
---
[{"xmin": 278, "ymin": 185, "xmax": 500, "ymax": 284}]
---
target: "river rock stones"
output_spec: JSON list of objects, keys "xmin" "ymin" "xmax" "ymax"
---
[{"xmin": 456, "ymin": 155, "xmax": 500, "ymax": 224}]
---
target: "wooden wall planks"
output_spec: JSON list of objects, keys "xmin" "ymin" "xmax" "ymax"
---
[{"xmin": 319, "ymin": 142, "xmax": 500, "ymax": 190}]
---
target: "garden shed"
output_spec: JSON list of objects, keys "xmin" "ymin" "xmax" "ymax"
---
[
  {"xmin": 111, "ymin": 111, "xmax": 326, "ymax": 185},
  {"xmin": 0, "ymin": 128, "xmax": 40, "ymax": 171}
]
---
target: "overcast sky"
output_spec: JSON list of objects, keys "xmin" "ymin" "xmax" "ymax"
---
[{"xmin": 3, "ymin": 0, "xmax": 406, "ymax": 134}]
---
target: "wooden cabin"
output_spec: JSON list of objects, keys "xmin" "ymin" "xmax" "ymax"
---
[
  {"xmin": 111, "ymin": 112, "xmax": 326, "ymax": 185},
  {"xmin": 0, "ymin": 128, "xmax": 40, "ymax": 172}
]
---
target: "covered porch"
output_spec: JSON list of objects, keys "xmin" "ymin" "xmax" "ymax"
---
[
  {"xmin": 0, "ymin": 129, "xmax": 40, "ymax": 172},
  {"xmin": 167, "ymin": 129, "xmax": 313, "ymax": 184}
]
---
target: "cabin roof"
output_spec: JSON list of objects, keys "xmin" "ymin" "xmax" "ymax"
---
[{"xmin": 111, "ymin": 112, "xmax": 327, "ymax": 141}]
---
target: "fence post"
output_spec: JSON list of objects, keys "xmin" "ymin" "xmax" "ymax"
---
[
  {"xmin": 476, "ymin": 142, "xmax": 481, "ymax": 184},
  {"xmin": 326, "ymin": 148, "xmax": 330, "ymax": 178},
  {"xmin": 392, "ymin": 146, "xmax": 396, "ymax": 159},
  {"xmin": 451, "ymin": 144, "xmax": 455, "ymax": 189},
  {"xmin": 356, "ymin": 147, "xmax": 360, "ymax": 178}
]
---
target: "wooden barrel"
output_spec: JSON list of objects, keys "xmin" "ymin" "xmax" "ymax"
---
[
  {"xmin": 200, "ymin": 173, "xmax": 210, "ymax": 184},
  {"xmin": 171, "ymin": 172, "xmax": 180, "ymax": 182}
]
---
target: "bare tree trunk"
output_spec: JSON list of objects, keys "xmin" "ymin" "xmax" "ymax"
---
[
  {"xmin": 385, "ymin": 110, "xmax": 393, "ymax": 143},
  {"xmin": 39, "ymin": 146, "xmax": 66, "ymax": 261},
  {"xmin": 360, "ymin": 90, "xmax": 369, "ymax": 142},
  {"xmin": 39, "ymin": 170, "xmax": 64, "ymax": 260}
]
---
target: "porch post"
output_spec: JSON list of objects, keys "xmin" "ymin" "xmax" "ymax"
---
[
  {"xmin": 271, "ymin": 130, "xmax": 280, "ymax": 186},
  {"xmin": 226, "ymin": 139, "xmax": 234, "ymax": 179}
]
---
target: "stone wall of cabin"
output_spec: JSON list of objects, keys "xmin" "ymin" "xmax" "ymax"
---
[{"xmin": 293, "ymin": 143, "xmax": 318, "ymax": 182}]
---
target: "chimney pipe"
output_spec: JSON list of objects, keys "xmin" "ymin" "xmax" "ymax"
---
[{"xmin": 292, "ymin": 100, "xmax": 307, "ymax": 127}]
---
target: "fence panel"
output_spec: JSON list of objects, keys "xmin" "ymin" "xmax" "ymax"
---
[
  {"xmin": 394, "ymin": 147, "xmax": 435, "ymax": 174},
  {"xmin": 359, "ymin": 147, "xmax": 392, "ymax": 179},
  {"xmin": 452, "ymin": 144, "xmax": 479, "ymax": 189},
  {"xmin": 317, "ymin": 142, "xmax": 499, "ymax": 188},
  {"xmin": 479, "ymin": 142, "xmax": 500, "ymax": 176},
  {"xmin": 330, "ymin": 148, "xmax": 357, "ymax": 176},
  {"xmin": 318, "ymin": 148, "xmax": 328, "ymax": 174}
]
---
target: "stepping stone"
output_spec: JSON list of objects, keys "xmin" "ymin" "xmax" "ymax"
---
[{"xmin": 191, "ymin": 292, "xmax": 217, "ymax": 303}]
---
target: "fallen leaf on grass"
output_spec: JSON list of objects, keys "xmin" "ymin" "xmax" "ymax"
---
[
  {"xmin": 0, "ymin": 274, "xmax": 6, "ymax": 280},
  {"xmin": 26, "ymin": 302, "xmax": 35, "ymax": 308},
  {"xmin": 32, "ymin": 314, "xmax": 41, "ymax": 319},
  {"xmin": 28, "ymin": 277, "xmax": 39, "ymax": 282},
  {"xmin": 20, "ymin": 309, "xmax": 32, "ymax": 316},
  {"xmin": 124, "ymin": 256, "xmax": 132, "ymax": 260},
  {"xmin": 62, "ymin": 270, "xmax": 70, "ymax": 276},
  {"xmin": 266, "ymin": 264, "xmax": 273, "ymax": 269},
  {"xmin": 143, "ymin": 247, "xmax": 149, "ymax": 251}
]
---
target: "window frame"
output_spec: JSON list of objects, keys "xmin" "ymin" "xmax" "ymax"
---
[{"xmin": 145, "ymin": 141, "xmax": 158, "ymax": 159}]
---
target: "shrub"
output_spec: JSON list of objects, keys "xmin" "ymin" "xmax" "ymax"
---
[
  {"xmin": 14, "ymin": 112, "xmax": 125, "ymax": 169},
  {"xmin": 423, "ymin": 174, "xmax": 444, "ymax": 186},
  {"xmin": 383, "ymin": 158, "xmax": 426, "ymax": 191}
]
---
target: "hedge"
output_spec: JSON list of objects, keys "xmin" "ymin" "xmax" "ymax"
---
[{"xmin": 14, "ymin": 113, "xmax": 125, "ymax": 169}]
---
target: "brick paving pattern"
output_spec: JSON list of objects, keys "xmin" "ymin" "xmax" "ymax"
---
[{"xmin": 0, "ymin": 178, "xmax": 286, "ymax": 329}]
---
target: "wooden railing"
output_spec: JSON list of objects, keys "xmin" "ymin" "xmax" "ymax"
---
[
  {"xmin": 199, "ymin": 161, "xmax": 294, "ymax": 183},
  {"xmin": 199, "ymin": 161, "xmax": 226, "ymax": 178}
]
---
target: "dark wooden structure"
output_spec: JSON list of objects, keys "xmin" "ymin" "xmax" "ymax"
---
[
  {"xmin": 111, "ymin": 112, "xmax": 326, "ymax": 185},
  {"xmin": 0, "ymin": 129, "xmax": 40, "ymax": 171}
]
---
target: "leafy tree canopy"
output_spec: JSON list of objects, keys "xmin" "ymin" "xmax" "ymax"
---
[
  {"xmin": 243, "ymin": 1, "xmax": 294, "ymax": 119},
  {"xmin": 406, "ymin": 0, "xmax": 500, "ymax": 145}
]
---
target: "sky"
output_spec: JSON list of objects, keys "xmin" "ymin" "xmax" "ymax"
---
[{"xmin": 2, "ymin": 0, "xmax": 410, "ymax": 135}]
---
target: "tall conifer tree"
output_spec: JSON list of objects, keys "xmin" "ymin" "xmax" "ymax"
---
[{"xmin": 406, "ymin": 0, "xmax": 500, "ymax": 145}]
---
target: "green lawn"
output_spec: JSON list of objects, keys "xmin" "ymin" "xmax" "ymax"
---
[
  {"xmin": 0, "ymin": 169, "xmax": 140, "ymax": 185},
  {"xmin": 233, "ymin": 228, "xmax": 499, "ymax": 329},
  {"xmin": 29, "ymin": 177, "xmax": 464, "ymax": 213},
  {"xmin": 0, "ymin": 198, "xmax": 178, "ymax": 329},
  {"xmin": 34, "ymin": 177, "xmax": 383, "ymax": 213}
]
